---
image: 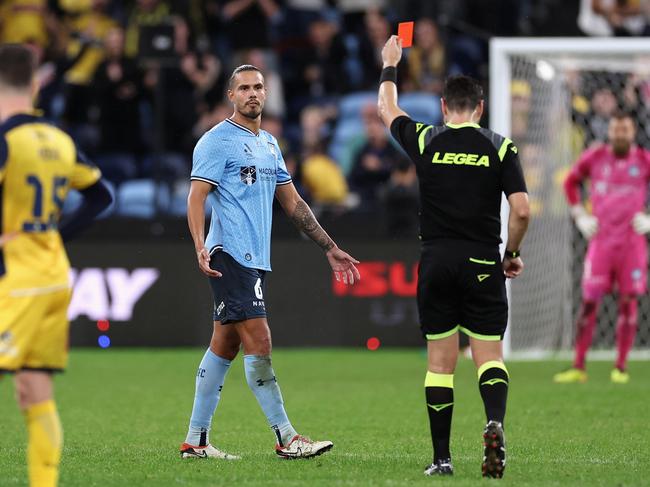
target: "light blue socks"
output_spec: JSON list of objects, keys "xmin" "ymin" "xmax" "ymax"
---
[
  {"xmin": 185, "ymin": 349, "xmax": 232, "ymax": 446},
  {"xmin": 244, "ymin": 354, "xmax": 297, "ymax": 446}
]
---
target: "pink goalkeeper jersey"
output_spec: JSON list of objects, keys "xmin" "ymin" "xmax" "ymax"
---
[{"xmin": 564, "ymin": 144, "xmax": 650, "ymax": 243}]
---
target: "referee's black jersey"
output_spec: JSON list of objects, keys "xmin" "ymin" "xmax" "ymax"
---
[{"xmin": 390, "ymin": 116, "xmax": 527, "ymax": 245}]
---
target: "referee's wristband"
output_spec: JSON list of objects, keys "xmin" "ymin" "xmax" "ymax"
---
[
  {"xmin": 379, "ymin": 66, "xmax": 397, "ymax": 84},
  {"xmin": 504, "ymin": 249, "xmax": 521, "ymax": 259}
]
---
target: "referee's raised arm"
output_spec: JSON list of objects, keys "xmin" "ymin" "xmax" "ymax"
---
[{"xmin": 377, "ymin": 35, "xmax": 409, "ymax": 129}]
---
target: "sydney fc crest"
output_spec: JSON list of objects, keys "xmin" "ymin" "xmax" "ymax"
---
[{"xmin": 240, "ymin": 166, "xmax": 257, "ymax": 185}]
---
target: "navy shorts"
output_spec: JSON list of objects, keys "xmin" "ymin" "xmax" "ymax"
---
[{"xmin": 208, "ymin": 249, "xmax": 267, "ymax": 324}]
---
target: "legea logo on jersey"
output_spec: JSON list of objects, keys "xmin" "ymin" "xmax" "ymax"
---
[{"xmin": 240, "ymin": 166, "xmax": 257, "ymax": 185}]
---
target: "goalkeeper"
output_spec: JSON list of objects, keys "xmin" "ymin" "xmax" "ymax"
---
[{"xmin": 556, "ymin": 112, "xmax": 650, "ymax": 384}]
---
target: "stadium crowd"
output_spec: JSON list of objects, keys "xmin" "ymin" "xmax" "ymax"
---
[{"xmin": 2, "ymin": 0, "xmax": 646, "ymax": 224}]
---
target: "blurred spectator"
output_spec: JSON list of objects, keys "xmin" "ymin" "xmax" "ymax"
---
[
  {"xmin": 142, "ymin": 16, "xmax": 221, "ymax": 182},
  {"xmin": 302, "ymin": 144, "xmax": 349, "ymax": 206},
  {"xmin": 300, "ymin": 104, "xmax": 331, "ymax": 153},
  {"xmin": 357, "ymin": 8, "xmax": 407, "ymax": 90},
  {"xmin": 510, "ymin": 79, "xmax": 532, "ymax": 142},
  {"xmin": 578, "ymin": 0, "xmax": 646, "ymax": 36},
  {"xmin": 62, "ymin": 0, "xmax": 119, "ymax": 86},
  {"xmin": 60, "ymin": 0, "xmax": 119, "ymax": 148},
  {"xmin": 348, "ymin": 104, "xmax": 404, "ymax": 209},
  {"xmin": 287, "ymin": 15, "xmax": 349, "ymax": 99},
  {"xmin": 588, "ymin": 87, "xmax": 618, "ymax": 142},
  {"xmin": 380, "ymin": 158, "xmax": 419, "ymax": 237},
  {"xmin": 192, "ymin": 101, "xmax": 232, "ymax": 140},
  {"xmin": 299, "ymin": 105, "xmax": 348, "ymax": 206},
  {"xmin": 92, "ymin": 27, "xmax": 143, "ymax": 186},
  {"xmin": 217, "ymin": 0, "xmax": 281, "ymax": 59},
  {"xmin": 125, "ymin": 0, "xmax": 172, "ymax": 58},
  {"xmin": 404, "ymin": 18, "xmax": 446, "ymax": 94},
  {"xmin": 338, "ymin": 0, "xmax": 388, "ymax": 35},
  {"xmin": 245, "ymin": 49, "xmax": 285, "ymax": 118},
  {"xmin": 0, "ymin": 0, "xmax": 52, "ymax": 47}
]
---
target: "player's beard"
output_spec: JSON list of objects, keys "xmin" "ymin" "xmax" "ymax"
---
[
  {"xmin": 240, "ymin": 101, "xmax": 263, "ymax": 119},
  {"xmin": 612, "ymin": 140, "xmax": 631, "ymax": 157}
]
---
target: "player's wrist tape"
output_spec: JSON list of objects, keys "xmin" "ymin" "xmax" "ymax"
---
[
  {"xmin": 505, "ymin": 249, "xmax": 520, "ymax": 259},
  {"xmin": 379, "ymin": 66, "xmax": 397, "ymax": 84}
]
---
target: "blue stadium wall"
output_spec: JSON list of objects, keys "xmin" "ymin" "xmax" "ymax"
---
[{"xmin": 67, "ymin": 240, "xmax": 423, "ymax": 347}]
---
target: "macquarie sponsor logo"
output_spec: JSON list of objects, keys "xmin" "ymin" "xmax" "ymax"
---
[{"xmin": 68, "ymin": 268, "xmax": 160, "ymax": 321}]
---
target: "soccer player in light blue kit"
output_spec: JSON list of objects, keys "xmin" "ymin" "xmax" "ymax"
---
[{"xmin": 179, "ymin": 65, "xmax": 361, "ymax": 460}]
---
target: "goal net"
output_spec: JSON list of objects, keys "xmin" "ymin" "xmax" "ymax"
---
[{"xmin": 490, "ymin": 38, "xmax": 650, "ymax": 357}]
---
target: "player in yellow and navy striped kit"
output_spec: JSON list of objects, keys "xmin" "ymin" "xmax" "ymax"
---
[{"xmin": 0, "ymin": 44, "xmax": 113, "ymax": 487}]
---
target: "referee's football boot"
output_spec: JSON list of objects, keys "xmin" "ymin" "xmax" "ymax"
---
[
  {"xmin": 275, "ymin": 435, "xmax": 333, "ymax": 459},
  {"xmin": 179, "ymin": 443, "xmax": 241, "ymax": 460},
  {"xmin": 482, "ymin": 420, "xmax": 506, "ymax": 478},
  {"xmin": 423, "ymin": 458, "xmax": 453, "ymax": 476},
  {"xmin": 553, "ymin": 367, "xmax": 587, "ymax": 383}
]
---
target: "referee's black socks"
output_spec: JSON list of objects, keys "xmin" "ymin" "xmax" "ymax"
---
[
  {"xmin": 477, "ymin": 361, "xmax": 509, "ymax": 425},
  {"xmin": 424, "ymin": 371, "xmax": 454, "ymax": 461}
]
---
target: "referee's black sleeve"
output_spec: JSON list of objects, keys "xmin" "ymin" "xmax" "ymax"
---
[
  {"xmin": 390, "ymin": 116, "xmax": 418, "ymax": 155},
  {"xmin": 501, "ymin": 145, "xmax": 528, "ymax": 196}
]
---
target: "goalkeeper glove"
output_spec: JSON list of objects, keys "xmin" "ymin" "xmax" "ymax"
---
[
  {"xmin": 570, "ymin": 205, "xmax": 598, "ymax": 240},
  {"xmin": 632, "ymin": 212, "xmax": 650, "ymax": 235}
]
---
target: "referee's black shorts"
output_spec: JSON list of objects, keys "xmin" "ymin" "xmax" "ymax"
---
[{"xmin": 418, "ymin": 239, "xmax": 508, "ymax": 341}]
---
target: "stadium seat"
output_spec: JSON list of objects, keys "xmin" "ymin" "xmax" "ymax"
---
[{"xmin": 115, "ymin": 179, "xmax": 170, "ymax": 218}]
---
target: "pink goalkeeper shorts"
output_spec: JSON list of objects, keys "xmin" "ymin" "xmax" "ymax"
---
[{"xmin": 582, "ymin": 235, "xmax": 647, "ymax": 301}]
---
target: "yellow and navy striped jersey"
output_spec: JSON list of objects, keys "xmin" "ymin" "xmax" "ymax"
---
[{"xmin": 0, "ymin": 112, "xmax": 101, "ymax": 294}]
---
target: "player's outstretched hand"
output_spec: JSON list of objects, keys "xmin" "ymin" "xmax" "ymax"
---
[
  {"xmin": 326, "ymin": 247, "xmax": 361, "ymax": 285},
  {"xmin": 196, "ymin": 247, "xmax": 222, "ymax": 278},
  {"xmin": 502, "ymin": 256, "xmax": 524, "ymax": 279},
  {"xmin": 632, "ymin": 212, "xmax": 650, "ymax": 235},
  {"xmin": 381, "ymin": 35, "xmax": 403, "ymax": 67}
]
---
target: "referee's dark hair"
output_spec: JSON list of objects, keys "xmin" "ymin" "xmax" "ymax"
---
[
  {"xmin": 0, "ymin": 44, "xmax": 35, "ymax": 90},
  {"xmin": 228, "ymin": 64, "xmax": 263, "ymax": 89},
  {"xmin": 442, "ymin": 75, "xmax": 484, "ymax": 112}
]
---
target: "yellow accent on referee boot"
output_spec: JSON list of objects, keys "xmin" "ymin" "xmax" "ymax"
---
[
  {"xmin": 610, "ymin": 368, "xmax": 630, "ymax": 384},
  {"xmin": 553, "ymin": 368, "xmax": 587, "ymax": 383}
]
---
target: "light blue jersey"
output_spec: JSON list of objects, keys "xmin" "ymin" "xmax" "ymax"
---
[{"xmin": 191, "ymin": 118, "xmax": 292, "ymax": 271}]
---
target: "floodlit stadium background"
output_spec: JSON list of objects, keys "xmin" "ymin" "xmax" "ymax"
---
[{"xmin": 2, "ymin": 0, "xmax": 649, "ymax": 356}]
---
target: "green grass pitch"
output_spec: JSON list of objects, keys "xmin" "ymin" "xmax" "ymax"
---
[{"xmin": 1, "ymin": 349, "xmax": 648, "ymax": 486}]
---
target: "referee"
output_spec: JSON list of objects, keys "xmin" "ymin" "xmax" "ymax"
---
[{"xmin": 377, "ymin": 36, "xmax": 530, "ymax": 478}]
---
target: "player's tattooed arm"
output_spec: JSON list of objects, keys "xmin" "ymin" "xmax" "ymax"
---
[{"xmin": 290, "ymin": 200, "xmax": 335, "ymax": 251}]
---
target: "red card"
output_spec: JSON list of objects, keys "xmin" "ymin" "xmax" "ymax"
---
[{"xmin": 398, "ymin": 21, "xmax": 414, "ymax": 48}]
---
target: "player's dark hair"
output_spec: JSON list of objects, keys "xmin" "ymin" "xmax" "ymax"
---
[
  {"xmin": 442, "ymin": 75, "xmax": 484, "ymax": 112},
  {"xmin": 0, "ymin": 44, "xmax": 35, "ymax": 89},
  {"xmin": 611, "ymin": 110, "xmax": 634, "ymax": 123},
  {"xmin": 228, "ymin": 64, "xmax": 263, "ymax": 89}
]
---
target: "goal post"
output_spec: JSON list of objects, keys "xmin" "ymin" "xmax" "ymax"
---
[{"xmin": 490, "ymin": 38, "xmax": 650, "ymax": 358}]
